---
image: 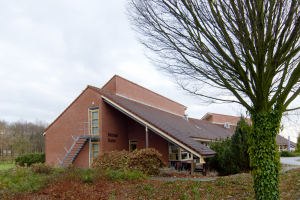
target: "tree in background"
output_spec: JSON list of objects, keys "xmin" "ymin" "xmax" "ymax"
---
[
  {"xmin": 0, "ymin": 120, "xmax": 8, "ymax": 156},
  {"xmin": 0, "ymin": 120, "xmax": 47, "ymax": 156},
  {"xmin": 127, "ymin": 1, "xmax": 300, "ymax": 199},
  {"xmin": 207, "ymin": 117, "xmax": 251, "ymax": 175},
  {"xmin": 9, "ymin": 120, "xmax": 47, "ymax": 155},
  {"xmin": 296, "ymin": 134, "xmax": 300, "ymax": 153},
  {"xmin": 231, "ymin": 117, "xmax": 251, "ymax": 172},
  {"xmin": 206, "ymin": 136, "xmax": 237, "ymax": 175}
]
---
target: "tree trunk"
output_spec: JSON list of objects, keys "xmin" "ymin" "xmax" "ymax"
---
[{"xmin": 249, "ymin": 109, "xmax": 281, "ymax": 200}]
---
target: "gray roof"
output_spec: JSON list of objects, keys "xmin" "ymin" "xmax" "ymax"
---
[
  {"xmin": 95, "ymin": 88, "xmax": 224, "ymax": 156},
  {"xmin": 188, "ymin": 118, "xmax": 234, "ymax": 139},
  {"xmin": 276, "ymin": 135, "xmax": 297, "ymax": 147}
]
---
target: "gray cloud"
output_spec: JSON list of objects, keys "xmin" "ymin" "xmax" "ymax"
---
[{"xmin": 0, "ymin": 0, "xmax": 297, "ymax": 142}]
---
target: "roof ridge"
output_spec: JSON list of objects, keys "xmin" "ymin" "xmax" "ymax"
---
[{"xmin": 111, "ymin": 75, "xmax": 187, "ymax": 108}]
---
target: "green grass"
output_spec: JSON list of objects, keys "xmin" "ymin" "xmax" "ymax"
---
[{"xmin": 0, "ymin": 163, "xmax": 15, "ymax": 171}]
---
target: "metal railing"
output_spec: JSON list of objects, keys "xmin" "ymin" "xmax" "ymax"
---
[{"xmin": 57, "ymin": 122, "xmax": 93, "ymax": 165}]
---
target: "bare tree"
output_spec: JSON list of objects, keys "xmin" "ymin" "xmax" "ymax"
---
[
  {"xmin": 9, "ymin": 120, "xmax": 47, "ymax": 155},
  {"xmin": 127, "ymin": 0, "xmax": 300, "ymax": 199}
]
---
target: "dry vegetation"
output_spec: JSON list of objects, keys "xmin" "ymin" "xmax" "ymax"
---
[{"xmin": 6, "ymin": 168, "xmax": 300, "ymax": 200}]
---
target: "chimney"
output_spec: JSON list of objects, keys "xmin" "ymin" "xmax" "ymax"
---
[
  {"xmin": 288, "ymin": 136, "xmax": 291, "ymax": 152},
  {"xmin": 184, "ymin": 114, "xmax": 188, "ymax": 121}
]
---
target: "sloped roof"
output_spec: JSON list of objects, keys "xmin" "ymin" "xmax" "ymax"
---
[
  {"xmin": 92, "ymin": 87, "xmax": 217, "ymax": 156},
  {"xmin": 188, "ymin": 118, "xmax": 234, "ymax": 139},
  {"xmin": 276, "ymin": 134, "xmax": 297, "ymax": 147}
]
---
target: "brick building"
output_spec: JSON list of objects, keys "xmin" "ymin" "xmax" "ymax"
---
[
  {"xmin": 201, "ymin": 112, "xmax": 296, "ymax": 151},
  {"xmin": 43, "ymin": 75, "xmax": 234, "ymax": 169}
]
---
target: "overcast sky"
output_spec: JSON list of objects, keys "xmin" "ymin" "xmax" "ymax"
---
[{"xmin": 0, "ymin": 0, "xmax": 298, "ymax": 142}]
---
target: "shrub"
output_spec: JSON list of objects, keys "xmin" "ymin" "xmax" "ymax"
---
[
  {"xmin": 104, "ymin": 168, "xmax": 146, "ymax": 181},
  {"xmin": 205, "ymin": 137, "xmax": 238, "ymax": 175},
  {"xmin": 205, "ymin": 117, "xmax": 251, "ymax": 176},
  {"xmin": 280, "ymin": 151, "xmax": 295, "ymax": 157},
  {"xmin": 15, "ymin": 153, "xmax": 45, "ymax": 167},
  {"xmin": 296, "ymin": 134, "xmax": 300, "ymax": 153},
  {"xmin": 231, "ymin": 117, "xmax": 251, "ymax": 172},
  {"xmin": 30, "ymin": 163, "xmax": 56, "ymax": 175},
  {"xmin": 91, "ymin": 150, "xmax": 129, "ymax": 171},
  {"xmin": 127, "ymin": 148, "xmax": 166, "ymax": 175}
]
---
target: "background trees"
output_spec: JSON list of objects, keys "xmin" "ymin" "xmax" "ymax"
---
[
  {"xmin": 0, "ymin": 120, "xmax": 47, "ymax": 156},
  {"xmin": 127, "ymin": 0, "xmax": 300, "ymax": 199}
]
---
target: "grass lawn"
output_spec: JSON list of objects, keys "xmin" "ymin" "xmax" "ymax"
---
[
  {"xmin": 1, "ymin": 166, "xmax": 299, "ymax": 200},
  {"xmin": 0, "ymin": 163, "xmax": 15, "ymax": 171}
]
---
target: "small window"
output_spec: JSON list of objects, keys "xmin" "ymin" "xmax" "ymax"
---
[
  {"xmin": 169, "ymin": 143, "xmax": 179, "ymax": 160},
  {"xmin": 129, "ymin": 140, "xmax": 138, "ymax": 153}
]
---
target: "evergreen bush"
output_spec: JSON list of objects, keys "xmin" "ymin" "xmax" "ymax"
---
[
  {"xmin": 205, "ymin": 137, "xmax": 238, "ymax": 175},
  {"xmin": 15, "ymin": 152, "xmax": 45, "ymax": 167},
  {"xmin": 231, "ymin": 117, "xmax": 251, "ymax": 172},
  {"xmin": 296, "ymin": 134, "xmax": 300, "ymax": 153},
  {"xmin": 206, "ymin": 117, "xmax": 251, "ymax": 175},
  {"xmin": 279, "ymin": 151, "xmax": 295, "ymax": 157}
]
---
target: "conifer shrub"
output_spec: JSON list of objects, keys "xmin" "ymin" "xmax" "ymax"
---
[
  {"xmin": 15, "ymin": 152, "xmax": 45, "ymax": 167},
  {"xmin": 205, "ymin": 137, "xmax": 238, "ymax": 175},
  {"xmin": 127, "ymin": 148, "xmax": 166, "ymax": 175},
  {"xmin": 91, "ymin": 150, "xmax": 129, "ymax": 171},
  {"xmin": 205, "ymin": 117, "xmax": 251, "ymax": 175},
  {"xmin": 231, "ymin": 117, "xmax": 251, "ymax": 172},
  {"xmin": 296, "ymin": 134, "xmax": 300, "ymax": 153}
]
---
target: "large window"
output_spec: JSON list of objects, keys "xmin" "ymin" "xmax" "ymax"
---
[
  {"xmin": 91, "ymin": 110, "xmax": 99, "ymax": 135},
  {"xmin": 169, "ymin": 142, "xmax": 191, "ymax": 161}
]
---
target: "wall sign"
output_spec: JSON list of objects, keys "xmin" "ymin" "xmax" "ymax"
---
[
  {"xmin": 108, "ymin": 133, "xmax": 118, "ymax": 137},
  {"xmin": 108, "ymin": 132, "xmax": 118, "ymax": 143}
]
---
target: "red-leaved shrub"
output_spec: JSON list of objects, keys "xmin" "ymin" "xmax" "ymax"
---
[
  {"xmin": 127, "ymin": 148, "xmax": 166, "ymax": 175},
  {"xmin": 91, "ymin": 150, "xmax": 129, "ymax": 170}
]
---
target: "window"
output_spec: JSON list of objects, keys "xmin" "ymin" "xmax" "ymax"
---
[
  {"xmin": 91, "ymin": 110, "xmax": 99, "ymax": 135},
  {"xmin": 169, "ymin": 142, "xmax": 190, "ymax": 161},
  {"xmin": 129, "ymin": 140, "xmax": 138, "ymax": 153},
  {"xmin": 200, "ymin": 141, "xmax": 210, "ymax": 148},
  {"xmin": 169, "ymin": 143, "xmax": 179, "ymax": 160},
  {"xmin": 91, "ymin": 138, "xmax": 100, "ymax": 163},
  {"xmin": 91, "ymin": 142, "xmax": 99, "ymax": 162}
]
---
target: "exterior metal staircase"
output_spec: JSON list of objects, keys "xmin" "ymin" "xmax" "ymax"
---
[{"xmin": 57, "ymin": 122, "xmax": 100, "ymax": 168}]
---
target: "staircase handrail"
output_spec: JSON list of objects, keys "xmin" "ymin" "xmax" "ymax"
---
[{"xmin": 57, "ymin": 122, "xmax": 94, "ymax": 164}]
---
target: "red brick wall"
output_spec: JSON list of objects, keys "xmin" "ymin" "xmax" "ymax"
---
[
  {"xmin": 127, "ymin": 118, "xmax": 169, "ymax": 163},
  {"xmin": 101, "ymin": 76, "xmax": 116, "ymax": 93},
  {"xmin": 101, "ymin": 101, "xmax": 129, "ymax": 153},
  {"xmin": 205, "ymin": 115, "xmax": 213, "ymax": 122},
  {"xmin": 45, "ymin": 88, "xmax": 103, "ymax": 168},
  {"xmin": 102, "ymin": 75, "xmax": 186, "ymax": 116},
  {"xmin": 73, "ymin": 141, "xmax": 89, "ymax": 167}
]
